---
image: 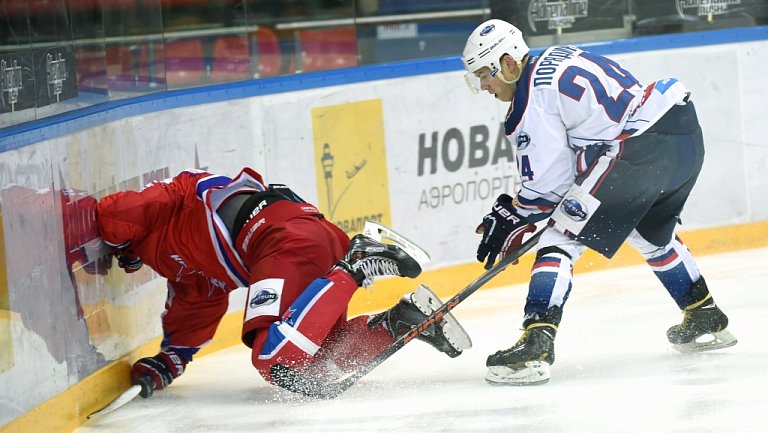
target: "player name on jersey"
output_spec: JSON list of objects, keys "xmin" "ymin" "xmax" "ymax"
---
[{"xmin": 533, "ymin": 46, "xmax": 579, "ymax": 87}]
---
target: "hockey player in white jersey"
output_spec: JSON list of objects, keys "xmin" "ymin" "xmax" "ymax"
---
[{"xmin": 462, "ymin": 19, "xmax": 737, "ymax": 385}]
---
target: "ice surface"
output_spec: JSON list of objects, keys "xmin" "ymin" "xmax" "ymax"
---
[{"xmin": 76, "ymin": 247, "xmax": 768, "ymax": 433}]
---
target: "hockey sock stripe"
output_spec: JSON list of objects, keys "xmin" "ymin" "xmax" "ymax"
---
[
  {"xmin": 286, "ymin": 279, "xmax": 335, "ymax": 329},
  {"xmin": 276, "ymin": 322, "xmax": 321, "ymax": 356},
  {"xmin": 257, "ymin": 321, "xmax": 321, "ymax": 360},
  {"xmin": 257, "ymin": 323, "xmax": 291, "ymax": 360},
  {"xmin": 528, "ymin": 253, "xmax": 573, "ymax": 314},
  {"xmin": 531, "ymin": 256, "xmax": 561, "ymax": 272},
  {"xmin": 647, "ymin": 248, "xmax": 680, "ymax": 271},
  {"xmin": 671, "ymin": 236, "xmax": 701, "ymax": 283},
  {"xmin": 634, "ymin": 234, "xmax": 702, "ymax": 309}
]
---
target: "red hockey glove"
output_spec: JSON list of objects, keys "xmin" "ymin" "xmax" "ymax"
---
[
  {"xmin": 131, "ymin": 348, "xmax": 189, "ymax": 393},
  {"xmin": 476, "ymin": 194, "xmax": 536, "ymax": 269}
]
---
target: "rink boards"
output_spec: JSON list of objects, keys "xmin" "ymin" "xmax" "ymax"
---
[{"xmin": 1, "ymin": 26, "xmax": 767, "ymax": 433}]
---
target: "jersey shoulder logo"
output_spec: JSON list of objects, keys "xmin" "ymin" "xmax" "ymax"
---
[{"xmin": 516, "ymin": 131, "xmax": 531, "ymax": 150}]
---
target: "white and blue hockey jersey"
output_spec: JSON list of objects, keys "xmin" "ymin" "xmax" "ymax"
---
[{"xmin": 506, "ymin": 45, "xmax": 690, "ymax": 222}]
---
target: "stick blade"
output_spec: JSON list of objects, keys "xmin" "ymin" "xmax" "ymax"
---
[
  {"xmin": 269, "ymin": 364, "xmax": 351, "ymax": 399},
  {"xmin": 87, "ymin": 384, "xmax": 142, "ymax": 420}
]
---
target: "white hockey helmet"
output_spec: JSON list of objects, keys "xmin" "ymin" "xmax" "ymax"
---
[{"xmin": 462, "ymin": 19, "xmax": 529, "ymax": 93}]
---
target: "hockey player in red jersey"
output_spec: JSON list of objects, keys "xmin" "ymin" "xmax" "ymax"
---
[
  {"xmin": 461, "ymin": 19, "xmax": 736, "ymax": 385},
  {"xmin": 97, "ymin": 167, "xmax": 470, "ymax": 395}
]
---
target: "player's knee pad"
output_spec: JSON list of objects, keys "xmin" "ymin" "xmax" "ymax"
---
[
  {"xmin": 536, "ymin": 246, "xmax": 572, "ymax": 260},
  {"xmin": 536, "ymin": 229, "xmax": 586, "ymax": 261},
  {"xmin": 627, "ymin": 230, "xmax": 670, "ymax": 258}
]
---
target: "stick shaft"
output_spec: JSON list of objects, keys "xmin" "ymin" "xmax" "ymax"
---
[{"xmin": 341, "ymin": 228, "xmax": 544, "ymax": 388}]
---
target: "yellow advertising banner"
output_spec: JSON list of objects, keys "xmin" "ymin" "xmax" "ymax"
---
[
  {"xmin": 312, "ymin": 99, "xmax": 391, "ymax": 235},
  {"xmin": 0, "ymin": 208, "xmax": 14, "ymax": 373}
]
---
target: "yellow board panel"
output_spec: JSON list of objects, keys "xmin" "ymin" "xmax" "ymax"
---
[
  {"xmin": 312, "ymin": 99, "xmax": 392, "ymax": 235},
  {"xmin": 3, "ymin": 221, "xmax": 767, "ymax": 433},
  {"xmin": 347, "ymin": 220, "xmax": 768, "ymax": 316},
  {"xmin": 0, "ymin": 208, "xmax": 14, "ymax": 374}
]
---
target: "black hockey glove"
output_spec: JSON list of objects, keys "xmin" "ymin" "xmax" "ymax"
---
[
  {"xmin": 131, "ymin": 348, "xmax": 189, "ymax": 396},
  {"xmin": 80, "ymin": 239, "xmax": 113, "ymax": 276},
  {"xmin": 476, "ymin": 194, "xmax": 536, "ymax": 270},
  {"xmin": 115, "ymin": 249, "xmax": 142, "ymax": 273}
]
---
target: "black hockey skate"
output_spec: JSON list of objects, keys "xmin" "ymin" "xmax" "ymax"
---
[
  {"xmin": 485, "ymin": 306, "xmax": 561, "ymax": 386},
  {"xmin": 368, "ymin": 285, "xmax": 471, "ymax": 358},
  {"xmin": 667, "ymin": 278, "xmax": 737, "ymax": 353},
  {"xmin": 337, "ymin": 234, "xmax": 422, "ymax": 287}
]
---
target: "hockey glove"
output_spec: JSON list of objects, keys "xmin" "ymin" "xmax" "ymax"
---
[
  {"xmin": 476, "ymin": 194, "xmax": 536, "ymax": 270},
  {"xmin": 82, "ymin": 254, "xmax": 113, "ymax": 276},
  {"xmin": 131, "ymin": 348, "xmax": 189, "ymax": 393},
  {"xmin": 115, "ymin": 249, "xmax": 143, "ymax": 273},
  {"xmin": 81, "ymin": 238, "xmax": 113, "ymax": 276}
]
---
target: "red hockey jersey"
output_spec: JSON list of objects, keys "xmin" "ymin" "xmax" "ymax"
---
[{"xmin": 97, "ymin": 168, "xmax": 273, "ymax": 294}]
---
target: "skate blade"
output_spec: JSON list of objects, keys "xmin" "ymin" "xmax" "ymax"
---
[
  {"xmin": 673, "ymin": 329, "xmax": 738, "ymax": 353},
  {"xmin": 411, "ymin": 284, "xmax": 472, "ymax": 351},
  {"xmin": 485, "ymin": 362, "xmax": 551, "ymax": 386},
  {"xmin": 362, "ymin": 221, "xmax": 430, "ymax": 267}
]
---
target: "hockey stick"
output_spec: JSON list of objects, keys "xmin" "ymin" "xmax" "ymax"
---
[
  {"xmin": 270, "ymin": 227, "xmax": 545, "ymax": 399},
  {"xmin": 87, "ymin": 375, "xmax": 154, "ymax": 419}
]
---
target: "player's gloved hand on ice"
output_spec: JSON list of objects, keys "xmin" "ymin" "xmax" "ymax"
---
[
  {"xmin": 81, "ymin": 238, "xmax": 113, "ymax": 275},
  {"xmin": 115, "ymin": 249, "xmax": 143, "ymax": 273},
  {"xmin": 131, "ymin": 348, "xmax": 189, "ymax": 395},
  {"xmin": 476, "ymin": 194, "xmax": 536, "ymax": 270},
  {"xmin": 82, "ymin": 253, "xmax": 113, "ymax": 276}
]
